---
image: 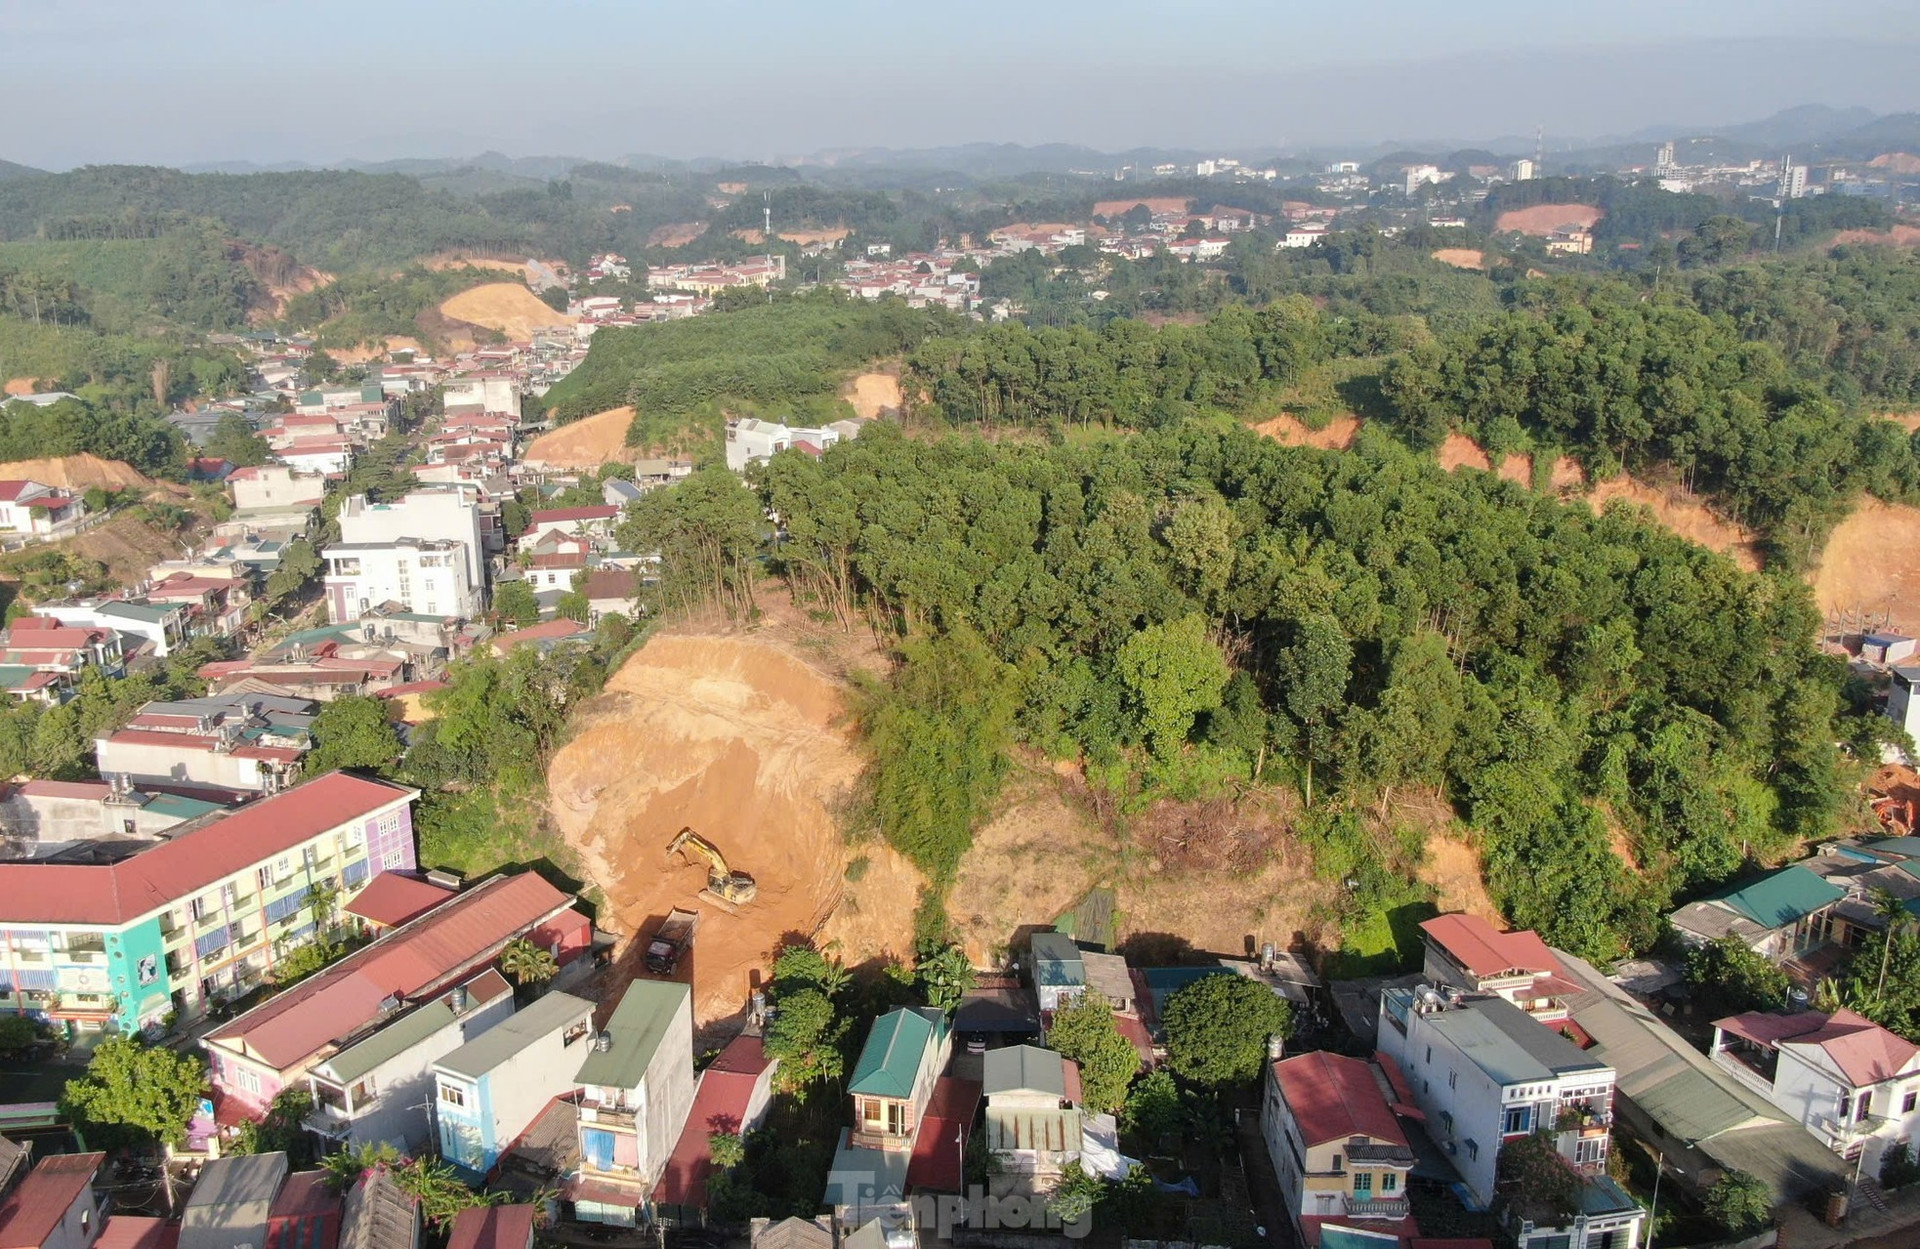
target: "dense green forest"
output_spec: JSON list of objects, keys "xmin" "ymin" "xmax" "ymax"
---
[
  {"xmin": 542, "ymin": 291, "xmax": 960, "ymax": 434},
  {"xmin": 637, "ymin": 423, "xmax": 1880, "ymax": 964}
]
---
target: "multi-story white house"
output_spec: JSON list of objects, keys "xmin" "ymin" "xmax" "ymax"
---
[
  {"xmin": 1261, "ymin": 1050, "xmax": 1415, "ymax": 1242},
  {"xmin": 1377, "ymin": 990, "xmax": 1644, "ymax": 1249},
  {"xmin": 724, "ymin": 419, "xmax": 791, "ymax": 472},
  {"xmin": 337, "ymin": 491, "xmax": 487, "ymax": 594},
  {"xmin": 323, "ymin": 539, "xmax": 479, "ymax": 623},
  {"xmin": 1710, "ymin": 1007, "xmax": 1920, "ymax": 1176}
]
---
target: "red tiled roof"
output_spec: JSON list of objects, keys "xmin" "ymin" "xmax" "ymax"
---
[
  {"xmin": 374, "ymin": 680, "xmax": 450, "ymax": 699},
  {"xmin": 1420, "ymin": 913, "xmax": 1563, "ymax": 979},
  {"xmin": 445, "ymin": 1204, "xmax": 533, "ymax": 1249},
  {"xmin": 1716, "ymin": 1008, "xmax": 1920, "ymax": 1086},
  {"xmin": 1273, "ymin": 1051, "xmax": 1407, "ymax": 1149},
  {"xmin": 0, "ymin": 1153, "xmax": 103, "ymax": 1249},
  {"xmin": 208, "ymin": 872, "xmax": 576, "ymax": 1071},
  {"xmin": 95, "ymin": 1217, "xmax": 178, "ymax": 1249},
  {"xmin": 345, "ymin": 873, "xmax": 456, "ymax": 929},
  {"xmin": 905, "ymin": 1076, "xmax": 983, "ymax": 1194},
  {"xmin": 529, "ymin": 506, "xmax": 618, "ymax": 525},
  {"xmin": 0, "ymin": 772, "xmax": 414, "ymax": 925},
  {"xmin": 529, "ymin": 552, "xmax": 586, "ymax": 570},
  {"xmin": 655, "ymin": 1036, "xmax": 772, "ymax": 1208}
]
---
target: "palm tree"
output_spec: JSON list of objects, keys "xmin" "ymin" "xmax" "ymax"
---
[{"xmin": 499, "ymin": 937, "xmax": 558, "ymax": 989}]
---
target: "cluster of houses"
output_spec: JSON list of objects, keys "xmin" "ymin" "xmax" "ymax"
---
[{"xmin": 8, "ymin": 751, "xmax": 1920, "ymax": 1249}]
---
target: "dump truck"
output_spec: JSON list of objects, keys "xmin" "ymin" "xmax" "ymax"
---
[
  {"xmin": 666, "ymin": 826, "xmax": 758, "ymax": 908},
  {"xmin": 645, "ymin": 907, "xmax": 699, "ymax": 975}
]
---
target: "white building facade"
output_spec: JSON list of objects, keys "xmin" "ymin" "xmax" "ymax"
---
[{"xmin": 323, "ymin": 540, "xmax": 479, "ymax": 623}]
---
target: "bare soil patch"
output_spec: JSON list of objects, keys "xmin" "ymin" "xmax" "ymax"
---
[
  {"xmin": 1438, "ymin": 434, "xmax": 1492, "ymax": 472},
  {"xmin": 1870, "ymin": 153, "xmax": 1920, "ymax": 175},
  {"xmin": 1494, "ymin": 204, "xmax": 1604, "ymax": 236},
  {"xmin": 2, "ymin": 379, "xmax": 41, "ymax": 396},
  {"xmin": 1811, "ymin": 498, "xmax": 1920, "ymax": 636},
  {"xmin": 1584, "ymin": 477, "xmax": 1762, "ymax": 571},
  {"xmin": 439, "ymin": 283, "xmax": 572, "ymax": 341},
  {"xmin": 0, "ymin": 454, "xmax": 159, "ymax": 493},
  {"xmin": 548, "ymin": 630, "xmax": 911, "ymax": 1023},
  {"xmin": 523, "ymin": 407, "xmax": 636, "ymax": 469},
  {"xmin": 327, "ymin": 337, "xmax": 424, "ymax": 366},
  {"xmin": 1431, "ymin": 248, "xmax": 1486, "ymax": 270},
  {"xmin": 1420, "ymin": 832, "xmax": 1501, "ymax": 923},
  {"xmin": 65, "ymin": 510, "xmax": 204, "ymax": 587},
  {"xmin": 648, "ymin": 222, "xmax": 709, "ymax": 248},
  {"xmin": 734, "ymin": 228, "xmax": 851, "ymax": 247},
  {"xmin": 1092, "ymin": 198, "xmax": 1191, "ymax": 219},
  {"xmin": 1251, "ymin": 414, "xmax": 1360, "ymax": 450},
  {"xmin": 842, "ymin": 371, "xmax": 902, "ymax": 419},
  {"xmin": 1832, "ymin": 225, "xmax": 1920, "ymax": 248},
  {"xmin": 952, "ymin": 772, "xmax": 1332, "ymax": 966}
]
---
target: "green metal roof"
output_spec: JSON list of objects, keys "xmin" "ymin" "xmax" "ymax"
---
[
  {"xmin": 573, "ymin": 979, "xmax": 688, "ymax": 1090},
  {"xmin": 1870, "ymin": 837, "xmax": 1920, "ymax": 859},
  {"xmin": 0, "ymin": 665, "xmax": 41, "ymax": 690},
  {"xmin": 848, "ymin": 1008, "xmax": 944, "ymax": 1099},
  {"xmin": 323, "ymin": 999, "xmax": 464, "ymax": 1085},
  {"xmin": 1713, "ymin": 866, "xmax": 1845, "ymax": 929},
  {"xmin": 435, "ymin": 991, "xmax": 593, "ymax": 1080},
  {"xmin": 143, "ymin": 793, "xmax": 228, "ymax": 821}
]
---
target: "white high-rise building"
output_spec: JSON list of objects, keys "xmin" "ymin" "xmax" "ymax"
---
[{"xmin": 1508, "ymin": 158, "xmax": 1536, "ymax": 182}]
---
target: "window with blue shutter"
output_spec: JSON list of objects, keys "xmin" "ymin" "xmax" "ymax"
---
[
  {"xmin": 342, "ymin": 859, "xmax": 369, "ymax": 887},
  {"xmin": 264, "ymin": 893, "xmax": 306, "ymax": 924},
  {"xmin": 15, "ymin": 969, "xmax": 56, "ymax": 991},
  {"xmin": 196, "ymin": 929, "xmax": 230, "ymax": 959}
]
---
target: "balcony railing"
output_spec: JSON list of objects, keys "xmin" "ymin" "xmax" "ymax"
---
[
  {"xmin": 1345, "ymin": 1197, "xmax": 1411, "ymax": 1219},
  {"xmin": 578, "ymin": 1102, "xmax": 638, "ymax": 1129}
]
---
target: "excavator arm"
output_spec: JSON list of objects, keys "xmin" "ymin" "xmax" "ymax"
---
[{"xmin": 665, "ymin": 826, "xmax": 758, "ymax": 906}]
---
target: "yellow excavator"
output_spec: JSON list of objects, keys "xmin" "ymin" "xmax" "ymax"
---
[{"xmin": 666, "ymin": 827, "xmax": 758, "ymax": 908}]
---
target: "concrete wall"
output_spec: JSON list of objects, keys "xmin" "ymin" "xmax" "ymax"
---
[
  {"xmin": 94, "ymin": 738, "xmax": 273, "ymax": 792},
  {"xmin": 638, "ymin": 988, "xmax": 697, "ymax": 1187}
]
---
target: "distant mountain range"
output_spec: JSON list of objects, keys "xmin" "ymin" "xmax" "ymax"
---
[{"xmin": 3, "ymin": 105, "xmax": 1916, "ymax": 185}]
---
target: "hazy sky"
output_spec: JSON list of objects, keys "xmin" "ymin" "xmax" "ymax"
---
[{"xmin": 2, "ymin": 0, "xmax": 1917, "ymax": 168}]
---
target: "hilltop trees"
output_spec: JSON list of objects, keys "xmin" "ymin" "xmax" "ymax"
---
[
  {"xmin": 748, "ymin": 424, "xmax": 1859, "ymax": 962},
  {"xmin": 61, "ymin": 1037, "xmax": 208, "ymax": 1148}
]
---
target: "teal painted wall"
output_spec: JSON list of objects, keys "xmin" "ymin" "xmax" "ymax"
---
[{"xmin": 108, "ymin": 918, "xmax": 171, "ymax": 1032}]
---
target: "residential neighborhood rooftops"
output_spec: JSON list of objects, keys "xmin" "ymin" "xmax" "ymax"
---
[
  {"xmin": 1420, "ymin": 913, "xmax": 1562, "ymax": 978},
  {"xmin": 0, "ymin": 771, "xmax": 415, "ymax": 925},
  {"xmin": 1716, "ymin": 1008, "xmax": 1920, "ymax": 1086},
  {"xmin": 528, "ymin": 506, "xmax": 618, "ymax": 525},
  {"xmin": 0, "ymin": 1152, "xmax": 102, "ymax": 1249},
  {"xmin": 1423, "ymin": 997, "xmax": 1610, "ymax": 1086},
  {"xmin": 1273, "ymin": 1051, "xmax": 1408, "ymax": 1150},
  {"xmin": 96, "ymin": 1217, "xmax": 180, "ymax": 1249},
  {"xmin": 655, "ymin": 1034, "xmax": 773, "ymax": 1209},
  {"xmin": 573, "ymin": 978, "xmax": 690, "ymax": 1089},
  {"xmin": 436, "ymin": 990, "xmax": 592, "ymax": 1080},
  {"xmin": 344, "ymin": 873, "xmax": 457, "ymax": 929},
  {"xmin": 444, "ymin": 1205, "xmax": 533, "ymax": 1249},
  {"xmin": 848, "ymin": 1007, "xmax": 945, "ymax": 1099},
  {"xmin": 823, "ymin": 1131, "xmax": 910, "ymax": 1209},
  {"xmin": 317, "ymin": 969, "xmax": 511, "ymax": 1086},
  {"xmin": 1029, "ymin": 932, "xmax": 1083, "ymax": 986},
  {"xmin": 180, "ymin": 1153, "xmax": 288, "ymax": 1249},
  {"xmin": 209, "ymin": 871, "xmax": 576, "ymax": 1070},
  {"xmin": 1713, "ymin": 865, "xmax": 1846, "ymax": 929},
  {"xmin": 338, "ymin": 1168, "xmax": 417, "ymax": 1249},
  {"xmin": 981, "ymin": 1044, "xmax": 1067, "ymax": 1098}
]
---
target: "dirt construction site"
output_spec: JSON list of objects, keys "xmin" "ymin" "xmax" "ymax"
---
[
  {"xmin": 546, "ymin": 613, "xmax": 1461, "ymax": 1025},
  {"xmin": 546, "ymin": 627, "xmax": 922, "ymax": 1023}
]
